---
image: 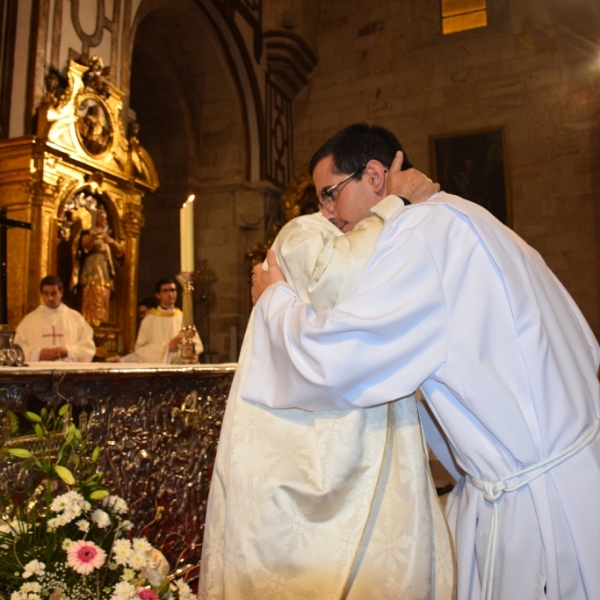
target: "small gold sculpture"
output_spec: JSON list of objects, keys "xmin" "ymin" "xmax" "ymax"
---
[{"xmin": 171, "ymin": 271, "xmax": 200, "ymax": 364}]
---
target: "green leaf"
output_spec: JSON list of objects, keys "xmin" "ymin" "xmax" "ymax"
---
[
  {"xmin": 58, "ymin": 404, "xmax": 70, "ymax": 416},
  {"xmin": 41, "ymin": 407, "xmax": 47, "ymax": 419},
  {"xmin": 7, "ymin": 448, "xmax": 33, "ymax": 459},
  {"xmin": 89, "ymin": 489, "xmax": 109, "ymax": 500},
  {"xmin": 91, "ymin": 446, "xmax": 101, "ymax": 462},
  {"xmin": 25, "ymin": 411, "xmax": 42, "ymax": 423},
  {"xmin": 34, "ymin": 423, "xmax": 44, "ymax": 439},
  {"xmin": 54, "ymin": 464, "xmax": 75, "ymax": 485}
]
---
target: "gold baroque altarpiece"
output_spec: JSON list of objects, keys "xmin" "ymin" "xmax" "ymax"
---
[{"xmin": 0, "ymin": 58, "xmax": 159, "ymax": 356}]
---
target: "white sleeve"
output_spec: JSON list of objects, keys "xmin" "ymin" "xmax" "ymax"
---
[
  {"xmin": 134, "ymin": 317, "xmax": 169, "ymax": 363},
  {"xmin": 14, "ymin": 315, "xmax": 40, "ymax": 362},
  {"xmin": 64, "ymin": 316, "xmax": 96, "ymax": 362},
  {"xmin": 242, "ymin": 226, "xmax": 448, "ymax": 411}
]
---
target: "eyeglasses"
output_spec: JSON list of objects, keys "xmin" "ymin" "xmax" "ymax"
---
[{"xmin": 318, "ymin": 166, "xmax": 366, "ymax": 208}]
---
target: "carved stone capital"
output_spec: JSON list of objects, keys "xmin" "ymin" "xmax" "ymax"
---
[{"xmin": 264, "ymin": 30, "xmax": 317, "ymax": 98}]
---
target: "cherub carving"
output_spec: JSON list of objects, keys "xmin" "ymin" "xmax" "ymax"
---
[{"xmin": 80, "ymin": 55, "xmax": 111, "ymax": 99}]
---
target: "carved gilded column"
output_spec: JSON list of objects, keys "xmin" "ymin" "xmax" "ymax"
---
[{"xmin": 121, "ymin": 201, "xmax": 144, "ymax": 352}]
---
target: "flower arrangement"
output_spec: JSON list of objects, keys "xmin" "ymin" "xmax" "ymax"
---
[{"xmin": 0, "ymin": 405, "xmax": 195, "ymax": 600}]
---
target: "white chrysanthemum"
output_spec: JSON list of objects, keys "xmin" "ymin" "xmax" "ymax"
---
[
  {"xmin": 111, "ymin": 539, "xmax": 132, "ymax": 565},
  {"xmin": 92, "ymin": 509, "xmax": 111, "ymax": 529},
  {"xmin": 19, "ymin": 581, "xmax": 42, "ymax": 593},
  {"xmin": 62, "ymin": 538, "xmax": 73, "ymax": 550},
  {"xmin": 127, "ymin": 550, "xmax": 148, "ymax": 570},
  {"xmin": 103, "ymin": 494, "xmax": 129, "ymax": 515},
  {"xmin": 22, "ymin": 559, "xmax": 45, "ymax": 579},
  {"xmin": 172, "ymin": 579, "xmax": 195, "ymax": 600},
  {"xmin": 46, "ymin": 517, "xmax": 59, "ymax": 531},
  {"xmin": 50, "ymin": 494, "xmax": 70, "ymax": 513},
  {"xmin": 121, "ymin": 520, "xmax": 134, "ymax": 532},
  {"xmin": 76, "ymin": 519, "xmax": 90, "ymax": 532},
  {"xmin": 121, "ymin": 567, "xmax": 136, "ymax": 581},
  {"xmin": 52, "ymin": 514, "xmax": 69, "ymax": 528},
  {"xmin": 110, "ymin": 580, "xmax": 136, "ymax": 600},
  {"xmin": 66, "ymin": 490, "xmax": 85, "ymax": 504},
  {"xmin": 132, "ymin": 537, "xmax": 152, "ymax": 554},
  {"xmin": 63, "ymin": 504, "xmax": 82, "ymax": 524}
]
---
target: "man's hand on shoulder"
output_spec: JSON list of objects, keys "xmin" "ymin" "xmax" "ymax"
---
[
  {"xmin": 252, "ymin": 249, "xmax": 286, "ymax": 305},
  {"xmin": 386, "ymin": 151, "xmax": 440, "ymax": 204}
]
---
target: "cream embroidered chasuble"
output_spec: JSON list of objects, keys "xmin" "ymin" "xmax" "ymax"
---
[{"xmin": 199, "ymin": 209, "xmax": 455, "ymax": 599}]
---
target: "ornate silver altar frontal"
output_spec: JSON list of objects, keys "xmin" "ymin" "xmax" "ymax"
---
[{"xmin": 0, "ymin": 364, "xmax": 234, "ymax": 577}]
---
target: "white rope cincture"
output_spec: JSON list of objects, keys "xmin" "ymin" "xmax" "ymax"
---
[{"xmin": 470, "ymin": 417, "xmax": 600, "ymax": 600}]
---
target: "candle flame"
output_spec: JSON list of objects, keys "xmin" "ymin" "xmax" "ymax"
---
[{"xmin": 187, "ymin": 194, "xmax": 195, "ymax": 203}]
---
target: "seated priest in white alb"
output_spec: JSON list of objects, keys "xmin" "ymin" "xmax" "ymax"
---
[
  {"xmin": 134, "ymin": 277, "xmax": 203, "ymax": 363},
  {"xmin": 14, "ymin": 275, "xmax": 95, "ymax": 362}
]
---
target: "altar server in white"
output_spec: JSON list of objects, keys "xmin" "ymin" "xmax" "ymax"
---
[
  {"xmin": 15, "ymin": 275, "xmax": 95, "ymax": 362},
  {"xmin": 134, "ymin": 277, "xmax": 202, "ymax": 363},
  {"xmin": 200, "ymin": 198, "xmax": 454, "ymax": 598},
  {"xmin": 247, "ymin": 123, "xmax": 600, "ymax": 600}
]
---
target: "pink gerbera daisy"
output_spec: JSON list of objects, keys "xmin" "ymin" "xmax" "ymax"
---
[
  {"xmin": 66, "ymin": 540, "xmax": 107, "ymax": 575},
  {"xmin": 138, "ymin": 589, "xmax": 160, "ymax": 600}
]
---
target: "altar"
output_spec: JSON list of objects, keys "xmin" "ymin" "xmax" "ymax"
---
[{"xmin": 0, "ymin": 363, "xmax": 235, "ymax": 578}]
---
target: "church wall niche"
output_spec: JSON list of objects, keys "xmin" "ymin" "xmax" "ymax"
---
[{"xmin": 130, "ymin": 0, "xmax": 270, "ymax": 362}]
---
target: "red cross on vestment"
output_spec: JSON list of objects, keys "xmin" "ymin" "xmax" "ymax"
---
[{"xmin": 42, "ymin": 325, "xmax": 64, "ymax": 345}]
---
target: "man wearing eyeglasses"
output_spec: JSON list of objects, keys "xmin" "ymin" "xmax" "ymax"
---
[
  {"xmin": 246, "ymin": 123, "xmax": 600, "ymax": 600},
  {"xmin": 134, "ymin": 277, "xmax": 203, "ymax": 363}
]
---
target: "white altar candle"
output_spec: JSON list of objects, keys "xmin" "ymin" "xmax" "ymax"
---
[
  {"xmin": 186, "ymin": 195, "xmax": 195, "ymax": 271},
  {"xmin": 180, "ymin": 203, "xmax": 187, "ymax": 272},
  {"xmin": 180, "ymin": 195, "xmax": 195, "ymax": 272}
]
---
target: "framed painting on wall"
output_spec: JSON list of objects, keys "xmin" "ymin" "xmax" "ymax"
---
[{"xmin": 429, "ymin": 127, "xmax": 511, "ymax": 225}]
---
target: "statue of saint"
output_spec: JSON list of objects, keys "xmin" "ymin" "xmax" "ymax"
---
[{"xmin": 77, "ymin": 209, "xmax": 123, "ymax": 326}]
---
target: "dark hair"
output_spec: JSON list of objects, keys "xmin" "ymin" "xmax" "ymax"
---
[
  {"xmin": 155, "ymin": 277, "xmax": 176, "ymax": 293},
  {"xmin": 40, "ymin": 275, "xmax": 63, "ymax": 292},
  {"xmin": 138, "ymin": 296, "xmax": 159, "ymax": 309},
  {"xmin": 309, "ymin": 123, "xmax": 413, "ymax": 177}
]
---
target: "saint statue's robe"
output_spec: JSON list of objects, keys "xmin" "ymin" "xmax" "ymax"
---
[
  {"xmin": 14, "ymin": 303, "xmax": 95, "ymax": 362},
  {"xmin": 199, "ymin": 205, "xmax": 455, "ymax": 599},
  {"xmin": 244, "ymin": 192, "xmax": 600, "ymax": 600},
  {"xmin": 134, "ymin": 307, "xmax": 203, "ymax": 363}
]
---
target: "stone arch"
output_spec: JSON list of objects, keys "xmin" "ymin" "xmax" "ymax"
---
[
  {"xmin": 128, "ymin": 0, "xmax": 266, "ymax": 359},
  {"xmin": 129, "ymin": 0, "xmax": 263, "ymax": 182}
]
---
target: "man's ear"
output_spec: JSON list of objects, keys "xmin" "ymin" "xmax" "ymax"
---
[{"xmin": 363, "ymin": 160, "xmax": 387, "ymax": 194}]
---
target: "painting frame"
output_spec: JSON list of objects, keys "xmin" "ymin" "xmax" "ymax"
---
[{"xmin": 429, "ymin": 127, "xmax": 511, "ymax": 226}]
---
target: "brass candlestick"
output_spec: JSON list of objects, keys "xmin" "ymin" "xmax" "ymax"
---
[{"xmin": 171, "ymin": 271, "xmax": 199, "ymax": 364}]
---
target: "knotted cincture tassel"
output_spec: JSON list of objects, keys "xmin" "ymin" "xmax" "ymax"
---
[{"xmin": 470, "ymin": 418, "xmax": 600, "ymax": 600}]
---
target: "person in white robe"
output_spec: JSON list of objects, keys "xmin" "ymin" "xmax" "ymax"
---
[
  {"xmin": 134, "ymin": 278, "xmax": 202, "ymax": 363},
  {"xmin": 14, "ymin": 275, "xmax": 95, "ymax": 362},
  {"xmin": 246, "ymin": 125, "xmax": 600, "ymax": 600},
  {"xmin": 199, "ymin": 206, "xmax": 455, "ymax": 599}
]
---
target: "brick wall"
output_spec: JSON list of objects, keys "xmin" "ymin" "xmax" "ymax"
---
[{"xmin": 293, "ymin": 0, "xmax": 600, "ymax": 335}]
